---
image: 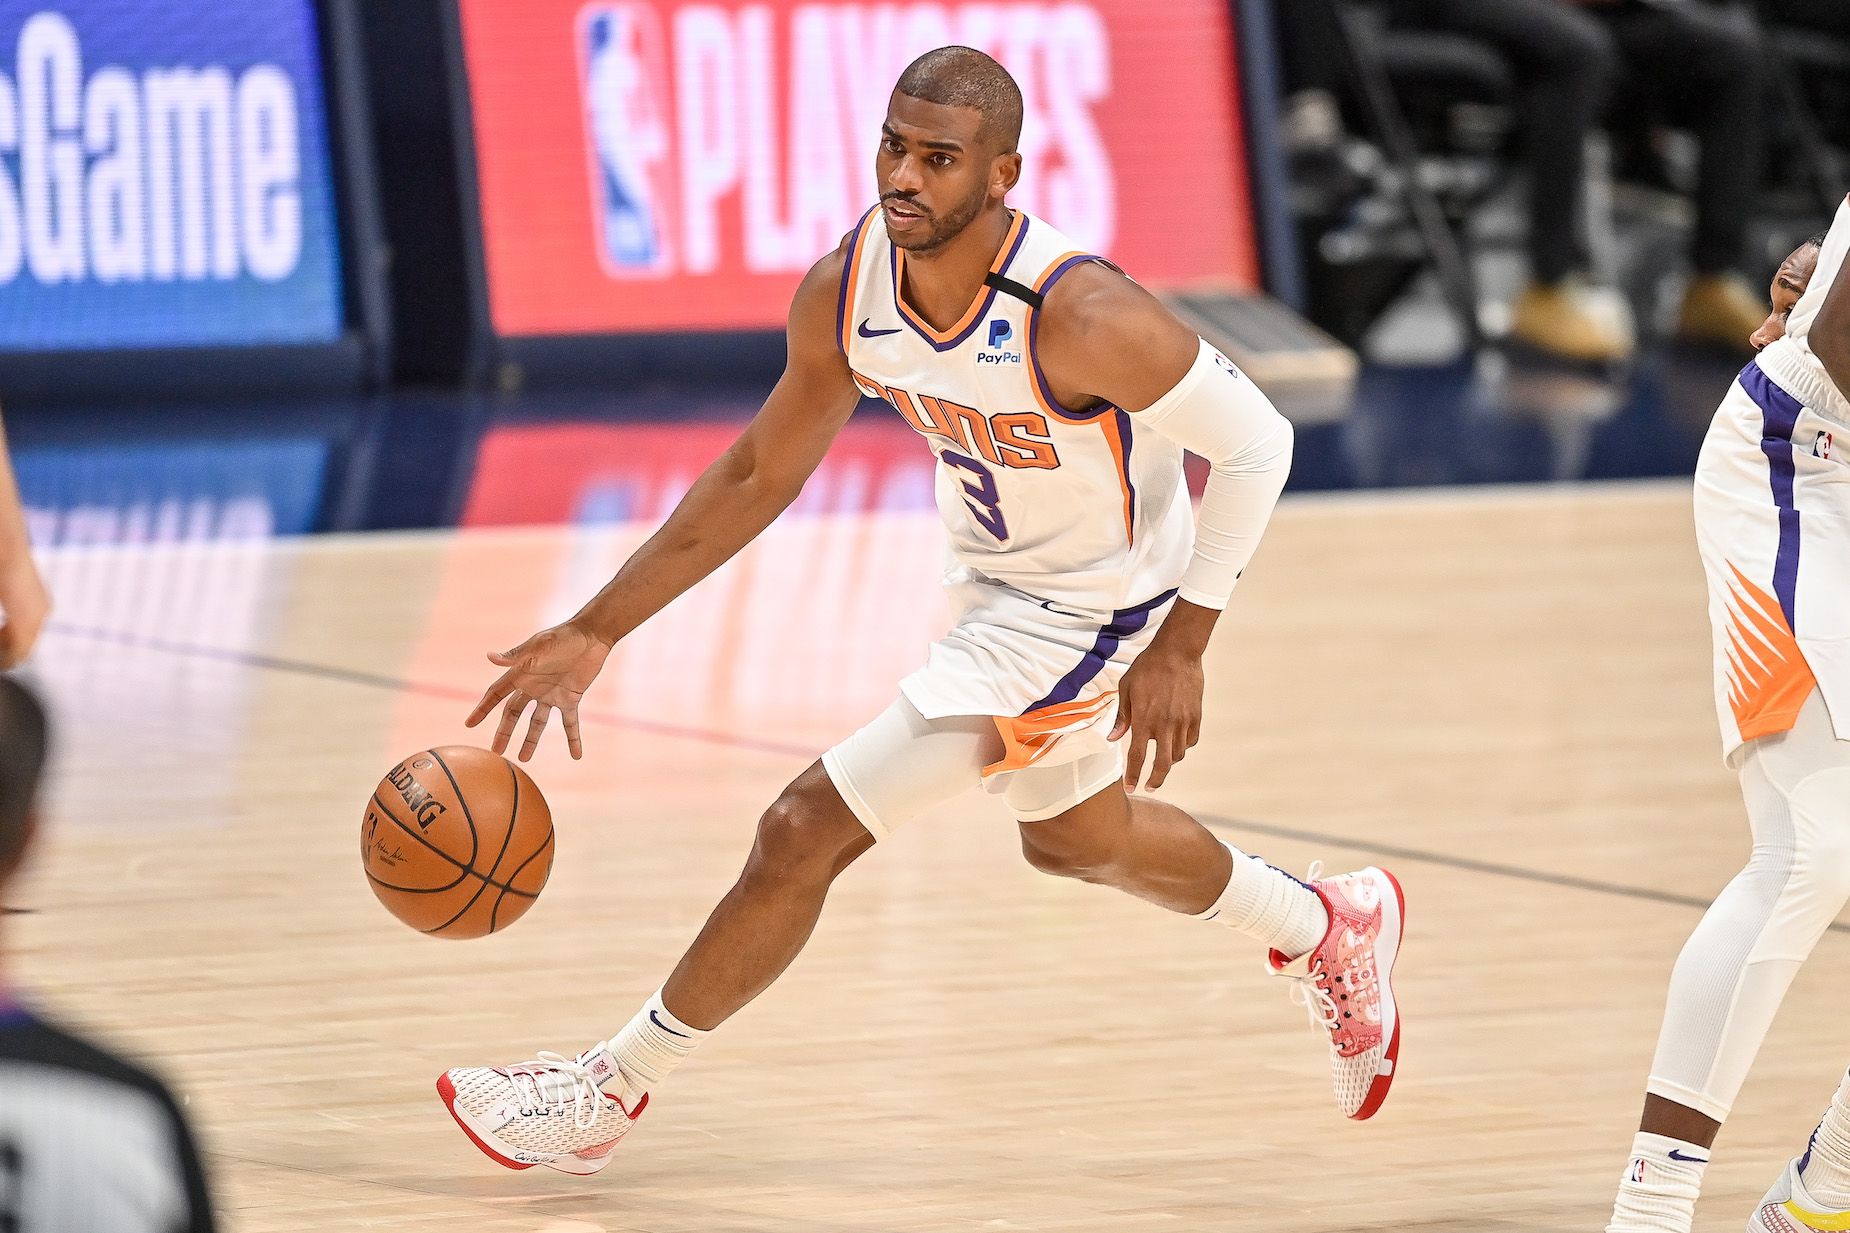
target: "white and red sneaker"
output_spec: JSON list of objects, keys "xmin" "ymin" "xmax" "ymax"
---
[
  {"xmin": 437, "ymin": 1043, "xmax": 645, "ymax": 1175},
  {"xmin": 1268, "ymin": 864, "xmax": 1405, "ymax": 1120}
]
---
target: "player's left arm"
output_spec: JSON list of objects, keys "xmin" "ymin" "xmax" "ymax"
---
[{"xmin": 1036, "ymin": 265, "xmax": 1294, "ymax": 791}]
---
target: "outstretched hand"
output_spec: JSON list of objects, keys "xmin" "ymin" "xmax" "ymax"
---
[
  {"xmin": 1110, "ymin": 645, "xmax": 1204, "ymax": 792},
  {"xmin": 465, "ymin": 621, "xmax": 614, "ymax": 761}
]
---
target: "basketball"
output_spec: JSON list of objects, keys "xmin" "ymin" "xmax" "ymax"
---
[{"xmin": 361, "ymin": 746, "xmax": 554, "ymax": 939}]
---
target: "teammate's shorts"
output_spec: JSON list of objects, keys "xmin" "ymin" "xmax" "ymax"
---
[
  {"xmin": 822, "ymin": 569, "xmax": 1178, "ymax": 838},
  {"xmin": 1698, "ymin": 360, "xmax": 1850, "ymax": 762}
]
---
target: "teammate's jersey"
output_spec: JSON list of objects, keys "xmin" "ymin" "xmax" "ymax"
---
[
  {"xmin": 1759, "ymin": 193, "xmax": 1850, "ymax": 425},
  {"xmin": 838, "ymin": 207, "xmax": 1193, "ymax": 611}
]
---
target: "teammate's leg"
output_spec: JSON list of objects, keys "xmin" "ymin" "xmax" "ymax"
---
[
  {"xmin": 1013, "ymin": 770, "xmax": 1405, "ymax": 1119},
  {"xmin": 1608, "ymin": 690, "xmax": 1850, "ymax": 1233}
]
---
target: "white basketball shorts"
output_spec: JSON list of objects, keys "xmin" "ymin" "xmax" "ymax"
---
[
  {"xmin": 822, "ymin": 570, "xmax": 1177, "ymax": 838},
  {"xmin": 1697, "ymin": 361, "xmax": 1850, "ymax": 763}
]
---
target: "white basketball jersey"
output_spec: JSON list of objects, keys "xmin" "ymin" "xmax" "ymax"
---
[{"xmin": 838, "ymin": 207, "xmax": 1194, "ymax": 611}]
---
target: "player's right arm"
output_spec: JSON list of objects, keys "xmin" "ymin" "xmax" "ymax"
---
[{"xmin": 467, "ymin": 243, "xmax": 865, "ymax": 760}]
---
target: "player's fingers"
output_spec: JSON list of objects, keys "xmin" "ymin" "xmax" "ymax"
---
[
  {"xmin": 519, "ymin": 704, "xmax": 552, "ymax": 762},
  {"xmin": 1109, "ymin": 694, "xmax": 1133, "ymax": 742},
  {"xmin": 1144, "ymin": 726, "xmax": 1178, "ymax": 790},
  {"xmin": 1123, "ymin": 726, "xmax": 1150, "ymax": 791},
  {"xmin": 492, "ymin": 692, "xmax": 528, "ymax": 754},
  {"xmin": 562, "ymin": 705, "xmax": 584, "ymax": 761},
  {"xmin": 466, "ymin": 676, "xmax": 516, "ymax": 728}
]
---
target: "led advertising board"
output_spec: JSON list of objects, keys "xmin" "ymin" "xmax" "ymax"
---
[
  {"xmin": 457, "ymin": 0, "xmax": 1260, "ymax": 337},
  {"xmin": 0, "ymin": 1, "xmax": 344, "ymax": 352}
]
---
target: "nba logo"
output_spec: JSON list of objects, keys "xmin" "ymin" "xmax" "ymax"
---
[
  {"xmin": 577, "ymin": 3, "xmax": 675, "ymax": 278},
  {"xmin": 1817, "ymin": 431, "xmax": 1834, "ymax": 460}
]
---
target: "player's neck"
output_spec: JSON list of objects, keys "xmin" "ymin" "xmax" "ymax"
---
[{"xmin": 897, "ymin": 203, "xmax": 1014, "ymax": 332}]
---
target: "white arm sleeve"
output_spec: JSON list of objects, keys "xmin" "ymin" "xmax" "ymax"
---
[{"xmin": 1130, "ymin": 338, "xmax": 1293, "ymax": 610}]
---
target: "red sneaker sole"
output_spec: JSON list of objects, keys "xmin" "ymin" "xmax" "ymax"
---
[
  {"xmin": 435, "ymin": 1073, "xmax": 535, "ymax": 1171},
  {"xmin": 1348, "ymin": 867, "xmax": 1406, "ymax": 1122}
]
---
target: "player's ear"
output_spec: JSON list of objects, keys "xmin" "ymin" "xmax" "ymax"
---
[{"xmin": 992, "ymin": 151, "xmax": 1022, "ymax": 198}]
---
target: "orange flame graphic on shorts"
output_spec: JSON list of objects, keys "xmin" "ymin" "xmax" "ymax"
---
[{"xmin": 1723, "ymin": 562, "xmax": 1815, "ymax": 741}]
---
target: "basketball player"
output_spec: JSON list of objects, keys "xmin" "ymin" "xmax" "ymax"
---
[
  {"xmin": 439, "ymin": 47, "xmax": 1405, "ymax": 1176},
  {"xmin": 1605, "ymin": 213, "xmax": 1850, "ymax": 1233}
]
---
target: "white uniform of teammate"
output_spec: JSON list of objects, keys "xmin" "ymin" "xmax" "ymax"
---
[
  {"xmin": 823, "ymin": 206, "xmax": 1246, "ymax": 833},
  {"xmin": 1609, "ymin": 198, "xmax": 1850, "ymax": 1233}
]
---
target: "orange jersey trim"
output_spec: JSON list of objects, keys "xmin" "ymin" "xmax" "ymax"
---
[
  {"xmin": 983, "ymin": 692, "xmax": 1118, "ymax": 779},
  {"xmin": 1724, "ymin": 562, "xmax": 1816, "ymax": 741},
  {"xmin": 837, "ymin": 208, "xmax": 882, "ymax": 355},
  {"xmin": 893, "ymin": 210, "xmax": 1028, "ymax": 344}
]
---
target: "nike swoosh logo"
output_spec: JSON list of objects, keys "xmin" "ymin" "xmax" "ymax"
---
[
  {"xmin": 649, "ymin": 1009, "xmax": 691, "ymax": 1038},
  {"xmin": 857, "ymin": 318, "xmax": 901, "ymax": 338},
  {"xmin": 1667, "ymin": 1150, "xmax": 1709, "ymax": 1163}
]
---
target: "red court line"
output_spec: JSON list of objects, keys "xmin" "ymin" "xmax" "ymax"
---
[{"xmin": 43, "ymin": 623, "xmax": 820, "ymax": 759}]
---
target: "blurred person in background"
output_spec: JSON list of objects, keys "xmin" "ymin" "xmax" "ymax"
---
[
  {"xmin": 1382, "ymin": 0, "xmax": 1638, "ymax": 362},
  {"xmin": 0, "ymin": 405, "xmax": 45, "ymax": 668},
  {"xmin": 0, "ymin": 677, "xmax": 215, "ymax": 1230},
  {"xmin": 1580, "ymin": 0, "xmax": 1772, "ymax": 353},
  {"xmin": 1296, "ymin": 0, "xmax": 1772, "ymax": 360}
]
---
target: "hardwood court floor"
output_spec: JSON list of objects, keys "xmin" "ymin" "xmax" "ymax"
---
[{"xmin": 10, "ymin": 479, "xmax": 1847, "ymax": 1232}]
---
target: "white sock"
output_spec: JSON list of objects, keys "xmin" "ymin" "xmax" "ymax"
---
[
  {"xmin": 1194, "ymin": 842, "xmax": 1328, "ymax": 957},
  {"xmin": 604, "ymin": 989, "xmax": 708, "ymax": 1104},
  {"xmin": 1800, "ymin": 1069, "xmax": 1850, "ymax": 1210},
  {"xmin": 1607, "ymin": 1132, "xmax": 1709, "ymax": 1233}
]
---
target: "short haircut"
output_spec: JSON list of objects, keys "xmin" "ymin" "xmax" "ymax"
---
[
  {"xmin": 894, "ymin": 46, "xmax": 1024, "ymax": 153},
  {"xmin": 1807, "ymin": 231, "xmax": 1829, "ymax": 249},
  {"xmin": 0, "ymin": 677, "xmax": 47, "ymax": 878}
]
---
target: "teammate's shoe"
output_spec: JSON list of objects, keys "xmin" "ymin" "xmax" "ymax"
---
[
  {"xmin": 1749, "ymin": 1155, "xmax": 1850, "ymax": 1233},
  {"xmin": 437, "ymin": 1042, "xmax": 645, "ymax": 1174},
  {"xmin": 1268, "ymin": 864, "xmax": 1405, "ymax": 1121}
]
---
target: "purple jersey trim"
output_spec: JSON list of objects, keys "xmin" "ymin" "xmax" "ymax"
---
[
  {"xmin": 0, "ymin": 992, "xmax": 31, "ymax": 1029},
  {"xmin": 889, "ymin": 213, "xmax": 1033, "ymax": 353},
  {"xmin": 1741, "ymin": 360, "xmax": 1804, "ymax": 629},
  {"xmin": 835, "ymin": 206, "xmax": 881, "ymax": 357},
  {"xmin": 1028, "ymin": 253, "xmax": 1117, "ymax": 423},
  {"xmin": 1111, "ymin": 407, "xmax": 1136, "ymax": 539},
  {"xmin": 1025, "ymin": 589, "xmax": 1179, "ymax": 712}
]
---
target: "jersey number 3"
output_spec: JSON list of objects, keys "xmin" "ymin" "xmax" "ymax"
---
[{"xmin": 942, "ymin": 450, "xmax": 1008, "ymax": 542}]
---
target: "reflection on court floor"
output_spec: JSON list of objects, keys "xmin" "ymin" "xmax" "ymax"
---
[{"xmin": 17, "ymin": 483, "xmax": 1850, "ymax": 1233}]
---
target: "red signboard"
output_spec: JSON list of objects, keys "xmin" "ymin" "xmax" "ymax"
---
[{"xmin": 456, "ymin": 0, "xmax": 1261, "ymax": 337}]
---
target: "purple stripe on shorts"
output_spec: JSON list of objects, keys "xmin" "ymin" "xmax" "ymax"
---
[
  {"xmin": 1739, "ymin": 360, "xmax": 1803, "ymax": 629},
  {"xmin": 1026, "ymin": 589, "xmax": 1179, "ymax": 712}
]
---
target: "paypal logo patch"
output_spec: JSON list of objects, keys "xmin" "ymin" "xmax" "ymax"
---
[{"xmin": 978, "ymin": 317, "xmax": 1022, "ymax": 365}]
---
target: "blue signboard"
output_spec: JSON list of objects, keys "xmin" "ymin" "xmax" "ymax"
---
[{"xmin": 0, "ymin": 1, "xmax": 343, "ymax": 351}]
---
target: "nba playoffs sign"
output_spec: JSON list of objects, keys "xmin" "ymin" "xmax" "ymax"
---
[
  {"xmin": 457, "ymin": 0, "xmax": 1261, "ymax": 336},
  {"xmin": 0, "ymin": 2, "xmax": 343, "ymax": 351}
]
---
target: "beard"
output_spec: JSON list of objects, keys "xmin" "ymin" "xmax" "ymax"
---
[{"xmin": 883, "ymin": 180, "xmax": 987, "ymax": 254}]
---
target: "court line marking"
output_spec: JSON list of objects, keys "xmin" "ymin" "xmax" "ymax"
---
[
  {"xmin": 49, "ymin": 621, "xmax": 1841, "ymax": 934},
  {"xmin": 1200, "ymin": 814, "xmax": 1850, "ymax": 936},
  {"xmin": 43, "ymin": 622, "xmax": 818, "ymax": 758}
]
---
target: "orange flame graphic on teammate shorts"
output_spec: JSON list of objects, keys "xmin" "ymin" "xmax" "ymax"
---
[{"xmin": 1723, "ymin": 562, "xmax": 1815, "ymax": 741}]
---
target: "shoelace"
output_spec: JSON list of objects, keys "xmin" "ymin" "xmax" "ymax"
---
[
  {"xmin": 508, "ymin": 1051, "xmax": 605, "ymax": 1131},
  {"xmin": 1280, "ymin": 861, "xmax": 1341, "ymax": 1034},
  {"xmin": 1287, "ymin": 963, "xmax": 1341, "ymax": 1033}
]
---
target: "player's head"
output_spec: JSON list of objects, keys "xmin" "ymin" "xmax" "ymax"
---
[
  {"xmin": 0, "ymin": 677, "xmax": 47, "ymax": 888},
  {"xmin": 877, "ymin": 47, "xmax": 1024, "ymax": 253},
  {"xmin": 1753, "ymin": 232, "xmax": 1827, "ymax": 351}
]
